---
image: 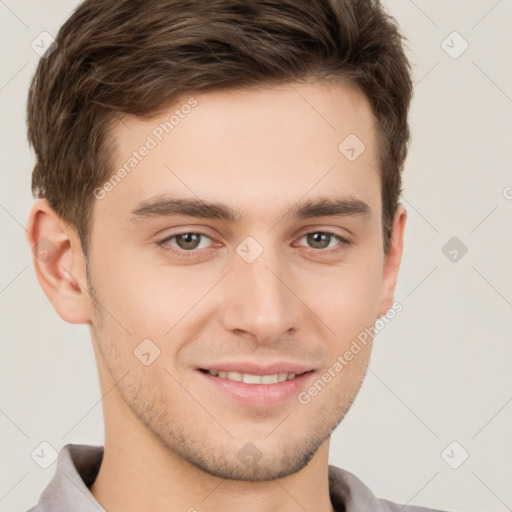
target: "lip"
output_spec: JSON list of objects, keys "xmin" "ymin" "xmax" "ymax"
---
[
  {"xmin": 197, "ymin": 368, "xmax": 316, "ymax": 407},
  {"xmin": 197, "ymin": 361, "xmax": 314, "ymax": 375}
]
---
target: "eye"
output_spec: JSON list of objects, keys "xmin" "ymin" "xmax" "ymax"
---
[
  {"xmin": 158, "ymin": 232, "xmax": 213, "ymax": 254},
  {"xmin": 296, "ymin": 231, "xmax": 350, "ymax": 252}
]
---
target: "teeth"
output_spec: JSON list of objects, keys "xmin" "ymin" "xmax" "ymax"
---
[
  {"xmin": 242, "ymin": 373, "xmax": 261, "ymax": 384},
  {"xmin": 207, "ymin": 370, "xmax": 300, "ymax": 384},
  {"xmin": 227, "ymin": 371, "xmax": 242, "ymax": 382}
]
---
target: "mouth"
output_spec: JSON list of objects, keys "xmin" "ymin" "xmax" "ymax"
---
[
  {"xmin": 198, "ymin": 368, "xmax": 314, "ymax": 385},
  {"xmin": 196, "ymin": 367, "xmax": 317, "ymax": 407}
]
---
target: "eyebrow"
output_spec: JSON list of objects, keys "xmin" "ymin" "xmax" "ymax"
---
[{"xmin": 128, "ymin": 195, "xmax": 371, "ymax": 224}]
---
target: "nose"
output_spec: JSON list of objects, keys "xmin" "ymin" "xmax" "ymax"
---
[{"xmin": 218, "ymin": 242, "xmax": 302, "ymax": 345}]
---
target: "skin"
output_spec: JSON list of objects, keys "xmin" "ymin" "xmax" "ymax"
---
[{"xmin": 26, "ymin": 80, "xmax": 406, "ymax": 512}]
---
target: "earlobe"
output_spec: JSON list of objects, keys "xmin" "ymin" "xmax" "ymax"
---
[
  {"xmin": 378, "ymin": 204, "xmax": 407, "ymax": 317},
  {"xmin": 26, "ymin": 198, "xmax": 91, "ymax": 324}
]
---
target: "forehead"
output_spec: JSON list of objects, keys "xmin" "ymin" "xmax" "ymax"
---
[{"xmin": 96, "ymin": 80, "xmax": 380, "ymax": 227}]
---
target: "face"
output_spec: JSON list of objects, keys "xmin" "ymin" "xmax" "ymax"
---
[{"xmin": 85, "ymin": 80, "xmax": 402, "ymax": 481}]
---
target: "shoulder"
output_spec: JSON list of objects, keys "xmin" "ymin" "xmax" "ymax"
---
[
  {"xmin": 328, "ymin": 465, "xmax": 450, "ymax": 512},
  {"xmin": 22, "ymin": 443, "xmax": 104, "ymax": 512}
]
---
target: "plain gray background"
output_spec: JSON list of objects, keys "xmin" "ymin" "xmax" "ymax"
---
[{"xmin": 1, "ymin": 1, "xmax": 511, "ymax": 511}]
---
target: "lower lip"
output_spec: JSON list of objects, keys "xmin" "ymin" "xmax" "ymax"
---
[{"xmin": 197, "ymin": 370, "xmax": 316, "ymax": 407}]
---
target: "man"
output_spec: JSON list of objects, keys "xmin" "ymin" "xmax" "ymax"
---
[{"xmin": 24, "ymin": 0, "xmax": 448, "ymax": 510}]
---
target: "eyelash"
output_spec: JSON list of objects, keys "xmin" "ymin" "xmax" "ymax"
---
[{"xmin": 157, "ymin": 230, "xmax": 351, "ymax": 258}]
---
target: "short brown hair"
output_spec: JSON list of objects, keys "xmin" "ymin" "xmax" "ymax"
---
[{"xmin": 27, "ymin": 0, "xmax": 412, "ymax": 257}]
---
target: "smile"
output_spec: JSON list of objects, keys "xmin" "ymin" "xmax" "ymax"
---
[{"xmin": 200, "ymin": 368, "xmax": 310, "ymax": 384}]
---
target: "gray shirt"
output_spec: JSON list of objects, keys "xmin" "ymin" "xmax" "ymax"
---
[{"xmin": 26, "ymin": 444, "xmax": 448, "ymax": 512}]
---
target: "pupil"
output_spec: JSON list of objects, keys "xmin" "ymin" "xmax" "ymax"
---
[
  {"xmin": 179, "ymin": 233, "xmax": 200, "ymax": 249},
  {"xmin": 308, "ymin": 232, "xmax": 329, "ymax": 249}
]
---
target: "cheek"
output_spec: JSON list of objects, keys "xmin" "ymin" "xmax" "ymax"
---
[
  {"xmin": 92, "ymin": 245, "xmax": 214, "ymax": 335},
  {"xmin": 303, "ymin": 255, "xmax": 383, "ymax": 342}
]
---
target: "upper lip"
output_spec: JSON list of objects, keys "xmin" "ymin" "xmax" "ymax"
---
[{"xmin": 198, "ymin": 361, "xmax": 315, "ymax": 376}]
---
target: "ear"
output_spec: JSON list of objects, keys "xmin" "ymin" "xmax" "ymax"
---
[
  {"xmin": 378, "ymin": 204, "xmax": 407, "ymax": 316},
  {"xmin": 25, "ymin": 198, "xmax": 92, "ymax": 324}
]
